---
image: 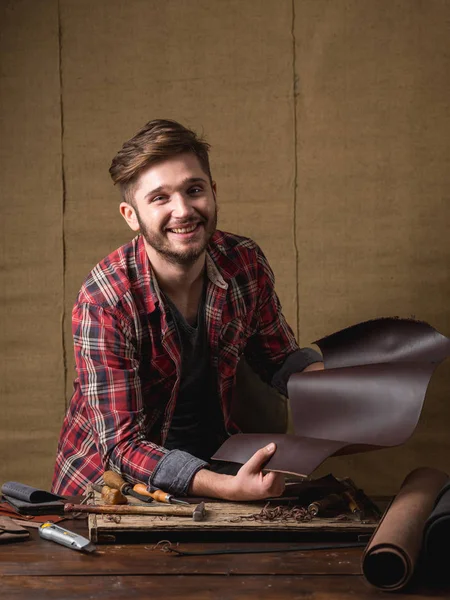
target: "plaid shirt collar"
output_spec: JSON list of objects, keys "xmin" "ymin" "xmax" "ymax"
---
[{"xmin": 135, "ymin": 232, "xmax": 239, "ymax": 317}]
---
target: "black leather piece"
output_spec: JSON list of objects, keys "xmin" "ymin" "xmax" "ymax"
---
[
  {"xmin": 422, "ymin": 481, "xmax": 450, "ymax": 580},
  {"xmin": 1, "ymin": 482, "xmax": 63, "ymax": 503}
]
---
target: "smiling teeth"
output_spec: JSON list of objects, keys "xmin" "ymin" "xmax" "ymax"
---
[{"xmin": 170, "ymin": 224, "xmax": 198, "ymax": 234}]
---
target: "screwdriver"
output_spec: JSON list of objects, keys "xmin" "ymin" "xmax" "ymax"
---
[{"xmin": 103, "ymin": 471, "xmax": 189, "ymax": 505}]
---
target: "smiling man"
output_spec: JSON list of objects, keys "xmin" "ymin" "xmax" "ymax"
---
[{"xmin": 52, "ymin": 119, "xmax": 323, "ymax": 500}]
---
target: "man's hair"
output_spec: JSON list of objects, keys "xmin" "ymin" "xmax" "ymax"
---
[{"xmin": 109, "ymin": 119, "xmax": 212, "ymax": 205}]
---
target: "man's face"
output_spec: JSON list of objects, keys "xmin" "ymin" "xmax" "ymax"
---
[{"xmin": 123, "ymin": 153, "xmax": 217, "ymax": 266}]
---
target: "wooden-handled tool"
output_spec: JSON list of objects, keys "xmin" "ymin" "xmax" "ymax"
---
[
  {"xmin": 64, "ymin": 503, "xmax": 205, "ymax": 520},
  {"xmin": 103, "ymin": 471, "xmax": 154, "ymax": 503},
  {"xmin": 133, "ymin": 483, "xmax": 190, "ymax": 506},
  {"xmin": 92, "ymin": 483, "xmax": 127, "ymax": 505},
  {"xmin": 104, "ymin": 470, "xmax": 189, "ymax": 505}
]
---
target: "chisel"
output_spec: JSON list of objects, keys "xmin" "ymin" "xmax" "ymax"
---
[
  {"xmin": 103, "ymin": 471, "xmax": 154, "ymax": 503},
  {"xmin": 104, "ymin": 470, "xmax": 189, "ymax": 505},
  {"xmin": 133, "ymin": 483, "xmax": 190, "ymax": 506}
]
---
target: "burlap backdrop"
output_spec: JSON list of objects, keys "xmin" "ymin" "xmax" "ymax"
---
[{"xmin": 1, "ymin": 0, "xmax": 449, "ymax": 493}]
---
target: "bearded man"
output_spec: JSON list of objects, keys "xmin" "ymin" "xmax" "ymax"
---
[{"xmin": 52, "ymin": 119, "xmax": 323, "ymax": 500}]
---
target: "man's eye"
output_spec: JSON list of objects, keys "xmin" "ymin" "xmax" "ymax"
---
[
  {"xmin": 188, "ymin": 186, "xmax": 203, "ymax": 195},
  {"xmin": 151, "ymin": 195, "xmax": 166, "ymax": 203}
]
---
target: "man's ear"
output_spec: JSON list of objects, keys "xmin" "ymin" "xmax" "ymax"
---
[
  {"xmin": 212, "ymin": 181, "xmax": 217, "ymax": 199},
  {"xmin": 120, "ymin": 202, "xmax": 140, "ymax": 232}
]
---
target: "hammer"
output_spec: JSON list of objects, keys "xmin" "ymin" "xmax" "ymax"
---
[{"xmin": 65, "ymin": 502, "xmax": 206, "ymax": 521}]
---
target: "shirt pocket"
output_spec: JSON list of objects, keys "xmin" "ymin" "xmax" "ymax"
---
[
  {"xmin": 139, "ymin": 351, "xmax": 176, "ymax": 388},
  {"xmin": 219, "ymin": 318, "xmax": 248, "ymax": 375}
]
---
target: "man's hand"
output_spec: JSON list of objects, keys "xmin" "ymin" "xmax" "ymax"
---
[
  {"xmin": 302, "ymin": 361, "xmax": 324, "ymax": 372},
  {"xmin": 189, "ymin": 443, "xmax": 285, "ymax": 501},
  {"xmin": 227, "ymin": 442, "xmax": 285, "ymax": 501}
]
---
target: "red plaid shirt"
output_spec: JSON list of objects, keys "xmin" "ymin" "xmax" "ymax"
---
[{"xmin": 52, "ymin": 231, "xmax": 299, "ymax": 495}]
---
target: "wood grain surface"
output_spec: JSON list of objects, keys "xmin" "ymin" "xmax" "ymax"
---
[
  {"xmin": 86, "ymin": 487, "xmax": 377, "ymax": 543},
  {"xmin": 1, "ymin": 516, "xmax": 449, "ymax": 599}
]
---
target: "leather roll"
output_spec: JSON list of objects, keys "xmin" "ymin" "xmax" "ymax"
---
[
  {"xmin": 362, "ymin": 467, "xmax": 449, "ymax": 591},
  {"xmin": 422, "ymin": 481, "xmax": 450, "ymax": 581}
]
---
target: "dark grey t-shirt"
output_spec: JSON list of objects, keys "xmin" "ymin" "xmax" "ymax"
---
[{"xmin": 164, "ymin": 288, "xmax": 227, "ymax": 462}]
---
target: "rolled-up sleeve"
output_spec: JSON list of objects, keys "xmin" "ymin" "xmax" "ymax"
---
[{"xmin": 149, "ymin": 450, "xmax": 208, "ymax": 496}]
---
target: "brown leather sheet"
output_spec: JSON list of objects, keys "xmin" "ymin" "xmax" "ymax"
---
[
  {"xmin": 362, "ymin": 467, "xmax": 449, "ymax": 591},
  {"xmin": 212, "ymin": 318, "xmax": 450, "ymax": 476},
  {"xmin": 0, "ymin": 517, "xmax": 30, "ymax": 544}
]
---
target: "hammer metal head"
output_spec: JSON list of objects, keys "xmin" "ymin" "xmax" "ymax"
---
[{"xmin": 192, "ymin": 501, "xmax": 206, "ymax": 522}]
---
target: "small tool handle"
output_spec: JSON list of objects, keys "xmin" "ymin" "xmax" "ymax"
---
[
  {"xmin": 104, "ymin": 471, "xmax": 129, "ymax": 494},
  {"xmin": 101, "ymin": 484, "xmax": 127, "ymax": 505},
  {"xmin": 133, "ymin": 483, "xmax": 169, "ymax": 503}
]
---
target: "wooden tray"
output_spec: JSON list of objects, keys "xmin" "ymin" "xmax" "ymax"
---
[{"xmin": 86, "ymin": 486, "xmax": 379, "ymax": 543}]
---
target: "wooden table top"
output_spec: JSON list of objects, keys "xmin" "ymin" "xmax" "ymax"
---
[{"xmin": 1, "ymin": 515, "xmax": 449, "ymax": 599}]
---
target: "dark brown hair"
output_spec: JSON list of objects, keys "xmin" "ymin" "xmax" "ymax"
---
[{"xmin": 109, "ymin": 119, "xmax": 212, "ymax": 204}]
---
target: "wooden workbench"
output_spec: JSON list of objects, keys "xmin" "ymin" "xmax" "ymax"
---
[
  {"xmin": 1, "ymin": 514, "xmax": 449, "ymax": 599},
  {"xmin": 86, "ymin": 485, "xmax": 379, "ymax": 543}
]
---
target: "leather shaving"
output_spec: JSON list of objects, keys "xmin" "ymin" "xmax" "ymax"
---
[
  {"xmin": 105, "ymin": 514, "xmax": 122, "ymax": 524},
  {"xmin": 229, "ymin": 502, "xmax": 313, "ymax": 523}
]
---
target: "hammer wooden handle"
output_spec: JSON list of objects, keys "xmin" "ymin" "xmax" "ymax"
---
[{"xmin": 64, "ymin": 503, "xmax": 194, "ymax": 517}]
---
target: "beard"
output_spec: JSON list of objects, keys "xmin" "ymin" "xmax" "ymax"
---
[{"xmin": 135, "ymin": 207, "xmax": 217, "ymax": 266}]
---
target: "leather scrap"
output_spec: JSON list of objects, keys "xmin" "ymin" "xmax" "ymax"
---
[
  {"xmin": 212, "ymin": 318, "xmax": 450, "ymax": 476},
  {"xmin": 362, "ymin": 467, "xmax": 449, "ymax": 591},
  {"xmin": 0, "ymin": 502, "xmax": 67, "ymax": 525},
  {"xmin": 1, "ymin": 481, "xmax": 63, "ymax": 503},
  {"xmin": 0, "ymin": 516, "xmax": 30, "ymax": 544}
]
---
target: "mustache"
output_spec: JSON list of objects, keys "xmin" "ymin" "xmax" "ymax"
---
[{"xmin": 165, "ymin": 218, "xmax": 206, "ymax": 228}]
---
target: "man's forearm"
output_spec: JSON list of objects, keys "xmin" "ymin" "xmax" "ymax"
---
[
  {"xmin": 188, "ymin": 468, "xmax": 236, "ymax": 500},
  {"xmin": 188, "ymin": 444, "xmax": 285, "ymax": 501}
]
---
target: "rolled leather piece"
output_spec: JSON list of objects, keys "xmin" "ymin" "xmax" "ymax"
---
[
  {"xmin": 212, "ymin": 318, "xmax": 450, "ymax": 476},
  {"xmin": 362, "ymin": 467, "xmax": 449, "ymax": 591},
  {"xmin": 422, "ymin": 481, "xmax": 450, "ymax": 580}
]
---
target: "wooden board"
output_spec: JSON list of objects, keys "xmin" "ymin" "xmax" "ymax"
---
[{"xmin": 85, "ymin": 487, "xmax": 379, "ymax": 543}]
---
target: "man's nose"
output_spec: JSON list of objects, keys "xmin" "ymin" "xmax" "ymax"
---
[{"xmin": 171, "ymin": 193, "xmax": 194, "ymax": 218}]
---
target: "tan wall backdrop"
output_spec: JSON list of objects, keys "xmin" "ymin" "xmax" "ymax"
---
[{"xmin": 1, "ymin": 0, "xmax": 449, "ymax": 494}]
